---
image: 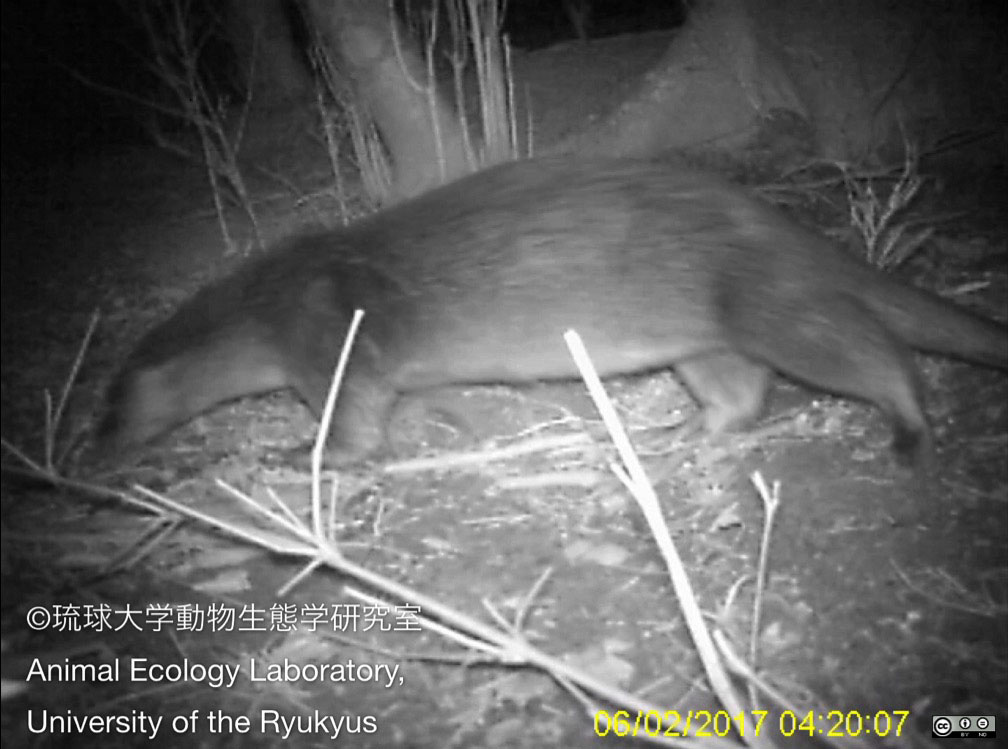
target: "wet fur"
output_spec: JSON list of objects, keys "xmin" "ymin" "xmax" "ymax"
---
[{"xmin": 98, "ymin": 157, "xmax": 1008, "ymax": 464}]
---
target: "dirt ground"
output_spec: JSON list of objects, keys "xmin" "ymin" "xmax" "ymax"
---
[{"xmin": 2, "ymin": 30, "xmax": 1006, "ymax": 749}]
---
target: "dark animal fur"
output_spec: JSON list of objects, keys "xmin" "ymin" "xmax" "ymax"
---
[{"xmin": 98, "ymin": 157, "xmax": 1008, "ymax": 465}]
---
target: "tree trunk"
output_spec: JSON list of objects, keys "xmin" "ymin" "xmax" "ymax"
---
[
  {"xmin": 556, "ymin": 0, "xmax": 808, "ymax": 163},
  {"xmin": 304, "ymin": 0, "xmax": 470, "ymax": 199}
]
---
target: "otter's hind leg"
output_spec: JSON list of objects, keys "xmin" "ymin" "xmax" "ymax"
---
[
  {"xmin": 675, "ymin": 351, "xmax": 772, "ymax": 435},
  {"xmin": 723, "ymin": 290, "xmax": 930, "ymax": 464}
]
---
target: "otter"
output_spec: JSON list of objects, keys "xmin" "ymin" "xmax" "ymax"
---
[{"xmin": 97, "ymin": 157, "xmax": 1008, "ymax": 465}]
